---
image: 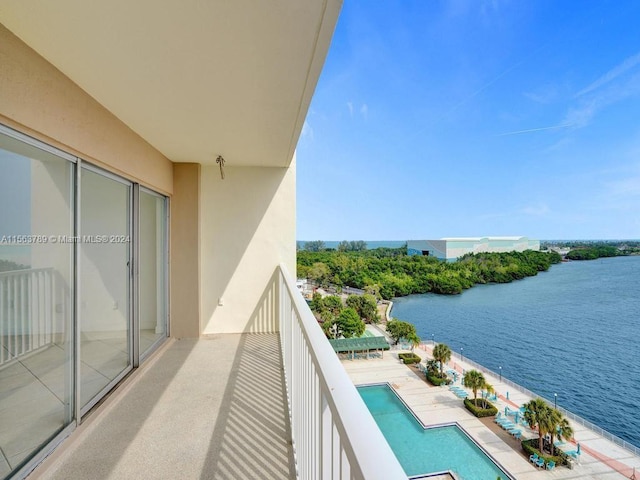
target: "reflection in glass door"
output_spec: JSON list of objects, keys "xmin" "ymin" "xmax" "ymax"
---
[
  {"xmin": 138, "ymin": 188, "xmax": 168, "ymax": 359},
  {"xmin": 0, "ymin": 127, "xmax": 75, "ymax": 477},
  {"xmin": 79, "ymin": 167, "xmax": 132, "ymax": 412}
]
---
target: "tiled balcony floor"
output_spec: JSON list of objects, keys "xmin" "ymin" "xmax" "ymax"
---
[
  {"xmin": 0, "ymin": 331, "xmax": 163, "ymax": 478},
  {"xmin": 31, "ymin": 334, "xmax": 295, "ymax": 480}
]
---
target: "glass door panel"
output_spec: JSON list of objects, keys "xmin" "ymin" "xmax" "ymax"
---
[
  {"xmin": 138, "ymin": 189, "xmax": 168, "ymax": 358},
  {"xmin": 0, "ymin": 128, "xmax": 74, "ymax": 476},
  {"xmin": 79, "ymin": 167, "xmax": 131, "ymax": 411}
]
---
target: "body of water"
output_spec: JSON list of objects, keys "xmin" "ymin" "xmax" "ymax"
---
[
  {"xmin": 390, "ymin": 255, "xmax": 640, "ymax": 449},
  {"xmin": 297, "ymin": 240, "xmax": 405, "ymax": 250}
]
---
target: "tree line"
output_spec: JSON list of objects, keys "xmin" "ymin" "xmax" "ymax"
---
[
  {"xmin": 565, "ymin": 245, "xmax": 629, "ymax": 260},
  {"xmin": 310, "ymin": 292, "xmax": 379, "ymax": 338},
  {"xmin": 298, "ymin": 247, "xmax": 562, "ymax": 299}
]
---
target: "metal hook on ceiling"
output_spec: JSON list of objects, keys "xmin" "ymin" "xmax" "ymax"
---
[{"xmin": 216, "ymin": 155, "xmax": 225, "ymax": 180}]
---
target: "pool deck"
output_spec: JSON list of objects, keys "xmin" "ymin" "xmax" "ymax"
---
[{"xmin": 342, "ymin": 345, "xmax": 640, "ymax": 480}]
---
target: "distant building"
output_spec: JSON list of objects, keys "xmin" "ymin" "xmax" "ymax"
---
[{"xmin": 407, "ymin": 236, "xmax": 540, "ymax": 261}]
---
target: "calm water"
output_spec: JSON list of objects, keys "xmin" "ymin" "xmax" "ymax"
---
[
  {"xmin": 358, "ymin": 384, "xmax": 509, "ymax": 479},
  {"xmin": 297, "ymin": 240, "xmax": 406, "ymax": 250},
  {"xmin": 391, "ymin": 255, "xmax": 640, "ymax": 449}
]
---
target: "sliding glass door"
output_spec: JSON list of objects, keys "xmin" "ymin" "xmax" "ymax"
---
[
  {"xmin": 138, "ymin": 188, "xmax": 168, "ymax": 359},
  {"xmin": 0, "ymin": 127, "xmax": 75, "ymax": 477},
  {"xmin": 79, "ymin": 167, "xmax": 132, "ymax": 412},
  {"xmin": 0, "ymin": 124, "xmax": 169, "ymax": 478}
]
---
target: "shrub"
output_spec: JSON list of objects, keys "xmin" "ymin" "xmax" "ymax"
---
[
  {"xmin": 521, "ymin": 438, "xmax": 567, "ymax": 466},
  {"xmin": 426, "ymin": 372, "xmax": 450, "ymax": 386},
  {"xmin": 398, "ymin": 352, "xmax": 421, "ymax": 364},
  {"xmin": 464, "ymin": 398, "xmax": 498, "ymax": 418}
]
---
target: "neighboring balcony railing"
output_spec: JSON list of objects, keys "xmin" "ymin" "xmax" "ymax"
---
[
  {"xmin": 0, "ymin": 268, "xmax": 65, "ymax": 366},
  {"xmin": 278, "ymin": 264, "xmax": 406, "ymax": 480}
]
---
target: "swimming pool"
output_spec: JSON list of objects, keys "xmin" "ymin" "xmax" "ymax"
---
[{"xmin": 358, "ymin": 384, "xmax": 511, "ymax": 479}]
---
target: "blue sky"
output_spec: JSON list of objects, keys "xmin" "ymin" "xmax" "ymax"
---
[{"xmin": 296, "ymin": 0, "xmax": 640, "ymax": 241}]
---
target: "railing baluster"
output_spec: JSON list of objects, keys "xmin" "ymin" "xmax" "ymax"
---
[
  {"xmin": 0, "ymin": 268, "xmax": 57, "ymax": 366},
  {"xmin": 0, "ymin": 277, "xmax": 5, "ymax": 363},
  {"xmin": 278, "ymin": 264, "xmax": 405, "ymax": 480}
]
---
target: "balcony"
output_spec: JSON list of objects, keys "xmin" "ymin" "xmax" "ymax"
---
[{"xmin": 14, "ymin": 266, "xmax": 404, "ymax": 480}]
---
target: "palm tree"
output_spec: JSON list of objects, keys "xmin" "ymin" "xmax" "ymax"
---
[
  {"xmin": 482, "ymin": 383, "xmax": 495, "ymax": 409},
  {"xmin": 463, "ymin": 370, "xmax": 485, "ymax": 403},
  {"xmin": 540, "ymin": 408, "xmax": 561, "ymax": 454},
  {"xmin": 407, "ymin": 332, "xmax": 421, "ymax": 352},
  {"xmin": 550, "ymin": 415, "xmax": 574, "ymax": 456},
  {"xmin": 426, "ymin": 359, "xmax": 439, "ymax": 376},
  {"xmin": 432, "ymin": 343, "xmax": 451, "ymax": 378},
  {"xmin": 523, "ymin": 398, "xmax": 551, "ymax": 452}
]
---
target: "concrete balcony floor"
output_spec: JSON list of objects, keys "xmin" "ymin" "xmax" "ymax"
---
[{"xmin": 32, "ymin": 334, "xmax": 295, "ymax": 480}]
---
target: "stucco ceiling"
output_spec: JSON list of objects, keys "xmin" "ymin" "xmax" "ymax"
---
[{"xmin": 0, "ymin": 0, "xmax": 340, "ymax": 167}]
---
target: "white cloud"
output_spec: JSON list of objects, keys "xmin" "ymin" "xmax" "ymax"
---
[
  {"xmin": 360, "ymin": 103, "xmax": 368, "ymax": 120},
  {"xmin": 347, "ymin": 101, "xmax": 354, "ymax": 117},
  {"xmin": 605, "ymin": 176, "xmax": 640, "ymax": 197},
  {"xmin": 561, "ymin": 72, "xmax": 640, "ymax": 129},
  {"xmin": 576, "ymin": 51, "xmax": 640, "ymax": 97},
  {"xmin": 523, "ymin": 85, "xmax": 559, "ymax": 104}
]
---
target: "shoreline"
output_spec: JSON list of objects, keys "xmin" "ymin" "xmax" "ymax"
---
[{"xmin": 388, "ymin": 255, "xmax": 640, "ymax": 452}]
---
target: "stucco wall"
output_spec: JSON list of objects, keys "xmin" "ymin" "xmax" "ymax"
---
[
  {"xmin": 0, "ymin": 23, "xmax": 173, "ymax": 194},
  {"xmin": 200, "ymin": 158, "xmax": 296, "ymax": 334}
]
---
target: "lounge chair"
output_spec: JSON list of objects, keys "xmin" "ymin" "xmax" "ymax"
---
[
  {"xmin": 535, "ymin": 457, "xmax": 545, "ymax": 468},
  {"xmin": 546, "ymin": 460, "xmax": 556, "ymax": 470},
  {"xmin": 529, "ymin": 453, "xmax": 539, "ymax": 464}
]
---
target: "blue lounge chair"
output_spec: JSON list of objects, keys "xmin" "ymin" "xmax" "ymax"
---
[
  {"xmin": 529, "ymin": 453, "xmax": 538, "ymax": 464},
  {"xmin": 564, "ymin": 450, "xmax": 578, "ymax": 458},
  {"xmin": 535, "ymin": 457, "xmax": 545, "ymax": 468},
  {"xmin": 546, "ymin": 460, "xmax": 556, "ymax": 470}
]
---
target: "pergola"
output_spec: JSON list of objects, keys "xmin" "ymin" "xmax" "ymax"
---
[{"xmin": 328, "ymin": 337, "xmax": 390, "ymax": 360}]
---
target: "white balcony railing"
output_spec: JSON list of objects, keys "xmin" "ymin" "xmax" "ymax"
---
[
  {"xmin": 278, "ymin": 264, "xmax": 406, "ymax": 480},
  {"xmin": 0, "ymin": 268, "xmax": 64, "ymax": 366}
]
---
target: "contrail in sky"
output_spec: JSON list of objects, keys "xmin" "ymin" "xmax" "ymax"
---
[{"xmin": 496, "ymin": 124, "xmax": 572, "ymax": 137}]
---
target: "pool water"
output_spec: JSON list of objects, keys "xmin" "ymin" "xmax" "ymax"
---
[{"xmin": 358, "ymin": 384, "xmax": 510, "ymax": 479}]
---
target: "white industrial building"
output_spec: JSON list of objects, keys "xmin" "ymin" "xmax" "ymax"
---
[{"xmin": 407, "ymin": 236, "xmax": 540, "ymax": 261}]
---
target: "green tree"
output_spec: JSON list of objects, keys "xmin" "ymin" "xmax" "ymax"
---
[
  {"xmin": 309, "ymin": 292, "xmax": 324, "ymax": 313},
  {"xmin": 523, "ymin": 398, "xmax": 551, "ymax": 452},
  {"xmin": 386, "ymin": 319, "xmax": 417, "ymax": 344},
  {"xmin": 304, "ymin": 240, "xmax": 326, "ymax": 252},
  {"xmin": 432, "ymin": 343, "xmax": 452, "ymax": 378},
  {"xmin": 553, "ymin": 416, "xmax": 574, "ymax": 456},
  {"xmin": 346, "ymin": 294, "xmax": 379, "ymax": 323},
  {"xmin": 308, "ymin": 262, "xmax": 330, "ymax": 287},
  {"xmin": 338, "ymin": 240, "xmax": 368, "ymax": 251},
  {"xmin": 543, "ymin": 408, "xmax": 562, "ymax": 456},
  {"xmin": 463, "ymin": 370, "xmax": 485, "ymax": 402},
  {"xmin": 425, "ymin": 359, "xmax": 439, "ymax": 375},
  {"xmin": 406, "ymin": 332, "xmax": 421, "ymax": 352},
  {"xmin": 323, "ymin": 295, "xmax": 343, "ymax": 316},
  {"xmin": 364, "ymin": 284, "xmax": 382, "ymax": 300},
  {"xmin": 482, "ymin": 383, "xmax": 495, "ymax": 409},
  {"xmin": 336, "ymin": 307, "xmax": 365, "ymax": 338}
]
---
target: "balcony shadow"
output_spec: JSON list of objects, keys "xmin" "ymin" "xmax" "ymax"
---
[{"xmin": 199, "ymin": 275, "xmax": 294, "ymax": 479}]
